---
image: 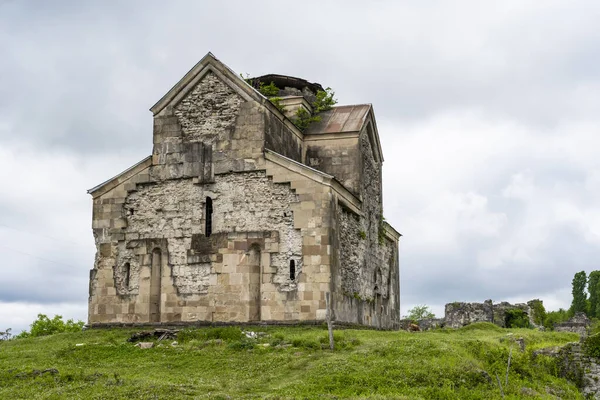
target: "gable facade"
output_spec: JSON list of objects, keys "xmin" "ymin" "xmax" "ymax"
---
[{"xmin": 88, "ymin": 53, "xmax": 400, "ymax": 329}]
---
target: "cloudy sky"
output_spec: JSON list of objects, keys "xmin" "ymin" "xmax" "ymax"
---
[{"xmin": 2, "ymin": 0, "xmax": 600, "ymax": 333}]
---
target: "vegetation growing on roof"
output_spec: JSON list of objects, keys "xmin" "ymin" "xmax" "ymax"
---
[{"xmin": 240, "ymin": 73, "xmax": 337, "ymax": 132}]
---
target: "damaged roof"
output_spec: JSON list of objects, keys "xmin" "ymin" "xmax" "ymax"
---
[{"xmin": 304, "ymin": 104, "xmax": 371, "ymax": 135}]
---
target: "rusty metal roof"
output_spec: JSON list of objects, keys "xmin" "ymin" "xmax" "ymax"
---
[{"xmin": 305, "ymin": 104, "xmax": 371, "ymax": 135}]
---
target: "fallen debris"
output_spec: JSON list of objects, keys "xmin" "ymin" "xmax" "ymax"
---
[{"xmin": 127, "ymin": 329, "xmax": 179, "ymax": 343}]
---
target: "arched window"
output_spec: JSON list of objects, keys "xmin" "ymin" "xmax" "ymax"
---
[
  {"xmin": 205, "ymin": 196, "xmax": 213, "ymax": 237},
  {"xmin": 124, "ymin": 262, "xmax": 131, "ymax": 288},
  {"xmin": 289, "ymin": 260, "xmax": 296, "ymax": 280}
]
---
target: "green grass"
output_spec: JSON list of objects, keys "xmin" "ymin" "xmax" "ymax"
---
[{"xmin": 0, "ymin": 323, "xmax": 583, "ymax": 399}]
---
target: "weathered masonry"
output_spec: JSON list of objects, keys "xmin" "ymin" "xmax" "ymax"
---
[{"xmin": 87, "ymin": 52, "xmax": 401, "ymax": 329}]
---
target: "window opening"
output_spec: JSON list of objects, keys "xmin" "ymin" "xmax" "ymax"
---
[
  {"xmin": 289, "ymin": 259, "xmax": 296, "ymax": 280},
  {"xmin": 124, "ymin": 262, "xmax": 131, "ymax": 288},
  {"xmin": 205, "ymin": 197, "xmax": 213, "ymax": 237}
]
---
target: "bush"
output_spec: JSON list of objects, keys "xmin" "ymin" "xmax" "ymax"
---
[
  {"xmin": 15, "ymin": 314, "xmax": 84, "ymax": 339},
  {"xmin": 0, "ymin": 328, "xmax": 12, "ymax": 341},
  {"xmin": 403, "ymin": 305, "xmax": 435, "ymax": 322},
  {"xmin": 258, "ymin": 81, "xmax": 280, "ymax": 97},
  {"xmin": 504, "ymin": 309, "xmax": 531, "ymax": 329},
  {"xmin": 529, "ymin": 299, "xmax": 546, "ymax": 326},
  {"xmin": 583, "ymin": 333, "xmax": 600, "ymax": 358},
  {"xmin": 544, "ymin": 309, "xmax": 570, "ymax": 330}
]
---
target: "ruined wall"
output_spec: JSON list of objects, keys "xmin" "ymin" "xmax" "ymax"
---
[
  {"xmin": 263, "ymin": 112, "xmax": 304, "ymax": 164},
  {"xmin": 89, "ymin": 63, "xmax": 399, "ymax": 328},
  {"xmin": 444, "ymin": 300, "xmax": 494, "ymax": 329},
  {"xmin": 152, "ymin": 71, "xmax": 270, "ymax": 180},
  {"xmin": 329, "ymin": 127, "xmax": 399, "ymax": 329},
  {"xmin": 555, "ymin": 312, "xmax": 591, "ymax": 335},
  {"xmin": 305, "ymin": 137, "xmax": 360, "ymax": 195},
  {"xmin": 89, "ymin": 170, "xmax": 306, "ymax": 324},
  {"xmin": 444, "ymin": 300, "xmax": 535, "ymax": 329}
]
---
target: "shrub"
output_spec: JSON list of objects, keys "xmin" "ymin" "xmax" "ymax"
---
[
  {"xmin": 258, "ymin": 81, "xmax": 280, "ymax": 97},
  {"xmin": 15, "ymin": 314, "xmax": 84, "ymax": 338},
  {"xmin": 0, "ymin": 328, "xmax": 12, "ymax": 341},
  {"xmin": 544, "ymin": 309, "xmax": 570, "ymax": 330},
  {"xmin": 292, "ymin": 107, "xmax": 321, "ymax": 132},
  {"xmin": 529, "ymin": 299, "xmax": 546, "ymax": 326},
  {"xmin": 584, "ymin": 333, "xmax": 600, "ymax": 358},
  {"xmin": 403, "ymin": 305, "xmax": 435, "ymax": 322},
  {"xmin": 312, "ymin": 88, "xmax": 336, "ymax": 113},
  {"xmin": 504, "ymin": 309, "xmax": 531, "ymax": 329}
]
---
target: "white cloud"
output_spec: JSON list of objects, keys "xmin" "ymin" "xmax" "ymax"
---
[
  {"xmin": 0, "ymin": 301, "xmax": 87, "ymax": 336},
  {"xmin": 3, "ymin": 0, "xmax": 600, "ymax": 324}
]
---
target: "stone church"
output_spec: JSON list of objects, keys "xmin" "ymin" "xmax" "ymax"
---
[{"xmin": 87, "ymin": 53, "xmax": 401, "ymax": 329}]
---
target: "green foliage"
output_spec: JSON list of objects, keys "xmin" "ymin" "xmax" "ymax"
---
[
  {"xmin": 312, "ymin": 87, "xmax": 337, "ymax": 113},
  {"xmin": 268, "ymin": 96, "xmax": 285, "ymax": 113},
  {"xmin": 403, "ymin": 305, "xmax": 435, "ymax": 321},
  {"xmin": 571, "ymin": 271, "xmax": 588, "ymax": 316},
  {"xmin": 15, "ymin": 314, "xmax": 84, "ymax": 339},
  {"xmin": 529, "ymin": 299, "xmax": 547, "ymax": 326},
  {"xmin": 544, "ymin": 308, "xmax": 570, "ymax": 331},
  {"xmin": 246, "ymin": 77, "xmax": 337, "ymax": 132},
  {"xmin": 0, "ymin": 328, "xmax": 12, "ymax": 341},
  {"xmin": 177, "ymin": 327, "xmax": 243, "ymax": 343},
  {"xmin": 583, "ymin": 333, "xmax": 600, "ymax": 358},
  {"xmin": 358, "ymin": 230, "xmax": 366, "ymax": 240},
  {"xmin": 458, "ymin": 322, "xmax": 503, "ymax": 332},
  {"xmin": 258, "ymin": 81, "xmax": 280, "ymax": 97},
  {"xmin": 292, "ymin": 107, "xmax": 321, "ymax": 131},
  {"xmin": 239, "ymin": 72, "xmax": 252, "ymax": 84},
  {"xmin": 378, "ymin": 214, "xmax": 386, "ymax": 245},
  {"xmin": 504, "ymin": 309, "xmax": 531, "ymax": 329},
  {"xmin": 589, "ymin": 271, "xmax": 600, "ymax": 318},
  {"xmin": 0, "ymin": 326, "xmax": 582, "ymax": 399}
]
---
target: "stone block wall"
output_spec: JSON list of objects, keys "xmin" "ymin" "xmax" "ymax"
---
[
  {"xmin": 305, "ymin": 137, "xmax": 360, "ymax": 196},
  {"xmin": 89, "ymin": 57, "xmax": 400, "ymax": 329},
  {"xmin": 327, "ymin": 125, "xmax": 400, "ymax": 329},
  {"xmin": 444, "ymin": 300, "xmax": 494, "ymax": 329},
  {"xmin": 444, "ymin": 300, "xmax": 537, "ymax": 329},
  {"xmin": 555, "ymin": 312, "xmax": 591, "ymax": 336}
]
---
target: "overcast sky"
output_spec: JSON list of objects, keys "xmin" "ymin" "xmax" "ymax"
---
[{"xmin": 2, "ymin": 0, "xmax": 600, "ymax": 333}]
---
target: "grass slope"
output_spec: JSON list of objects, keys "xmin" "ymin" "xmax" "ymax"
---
[{"xmin": 0, "ymin": 323, "xmax": 583, "ymax": 399}]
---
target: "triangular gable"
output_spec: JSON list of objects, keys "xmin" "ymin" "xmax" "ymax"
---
[
  {"xmin": 150, "ymin": 52, "xmax": 268, "ymax": 116},
  {"xmin": 364, "ymin": 106, "xmax": 384, "ymax": 163}
]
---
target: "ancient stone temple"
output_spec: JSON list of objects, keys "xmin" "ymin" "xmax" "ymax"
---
[{"xmin": 87, "ymin": 52, "xmax": 401, "ymax": 328}]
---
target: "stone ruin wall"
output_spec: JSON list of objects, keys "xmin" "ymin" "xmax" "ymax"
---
[
  {"xmin": 90, "ymin": 170, "xmax": 305, "ymax": 323},
  {"xmin": 89, "ymin": 66, "xmax": 399, "ymax": 328},
  {"xmin": 331, "ymin": 127, "xmax": 400, "ymax": 329},
  {"xmin": 399, "ymin": 299, "xmax": 543, "ymax": 331},
  {"xmin": 554, "ymin": 312, "xmax": 591, "ymax": 336},
  {"xmin": 444, "ymin": 299, "xmax": 541, "ymax": 329}
]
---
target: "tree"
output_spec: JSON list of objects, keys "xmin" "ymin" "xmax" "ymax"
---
[
  {"xmin": 544, "ymin": 308, "xmax": 570, "ymax": 330},
  {"xmin": 589, "ymin": 271, "xmax": 600, "ymax": 318},
  {"xmin": 403, "ymin": 305, "xmax": 435, "ymax": 321},
  {"xmin": 570, "ymin": 271, "xmax": 588, "ymax": 316},
  {"xmin": 15, "ymin": 314, "xmax": 84, "ymax": 339}
]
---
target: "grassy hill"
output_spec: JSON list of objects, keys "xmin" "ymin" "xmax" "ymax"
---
[{"xmin": 0, "ymin": 323, "xmax": 584, "ymax": 399}]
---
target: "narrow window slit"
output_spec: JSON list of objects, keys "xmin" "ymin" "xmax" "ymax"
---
[
  {"xmin": 124, "ymin": 262, "xmax": 131, "ymax": 289},
  {"xmin": 205, "ymin": 196, "xmax": 213, "ymax": 237},
  {"xmin": 289, "ymin": 260, "xmax": 296, "ymax": 280}
]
